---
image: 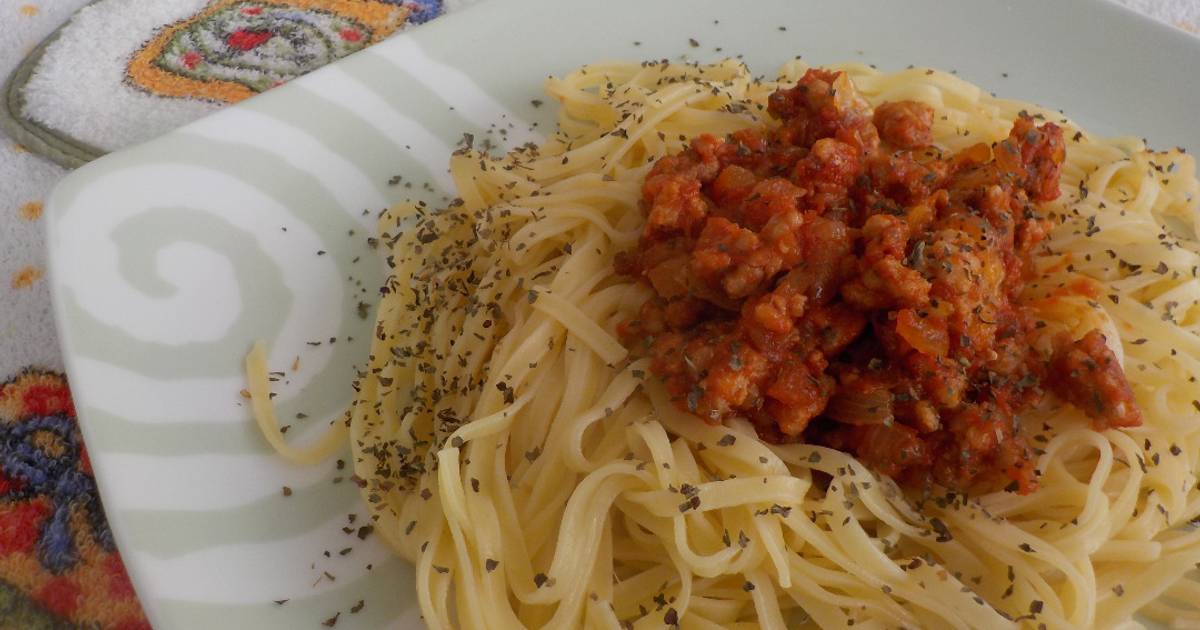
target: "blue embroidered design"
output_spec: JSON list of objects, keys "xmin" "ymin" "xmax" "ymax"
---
[
  {"xmin": 0, "ymin": 414, "xmax": 114, "ymax": 574},
  {"xmin": 394, "ymin": 0, "xmax": 442, "ymax": 24}
]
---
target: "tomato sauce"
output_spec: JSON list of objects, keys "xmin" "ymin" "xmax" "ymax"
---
[{"xmin": 617, "ymin": 68, "xmax": 1141, "ymax": 494}]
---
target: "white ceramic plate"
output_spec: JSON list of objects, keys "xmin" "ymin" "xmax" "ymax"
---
[{"xmin": 45, "ymin": 0, "xmax": 1200, "ymax": 627}]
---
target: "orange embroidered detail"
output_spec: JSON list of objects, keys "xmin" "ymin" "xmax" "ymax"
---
[
  {"xmin": 10, "ymin": 266, "xmax": 43, "ymax": 289},
  {"xmin": 125, "ymin": 0, "xmax": 410, "ymax": 104},
  {"xmin": 19, "ymin": 201, "xmax": 43, "ymax": 221}
]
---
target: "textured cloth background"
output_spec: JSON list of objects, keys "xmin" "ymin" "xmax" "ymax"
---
[
  {"xmin": 1, "ymin": 0, "xmax": 86, "ymax": 378},
  {"xmin": 0, "ymin": 0, "xmax": 1195, "ymax": 627}
]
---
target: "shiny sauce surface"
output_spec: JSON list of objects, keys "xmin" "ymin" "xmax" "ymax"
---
[{"xmin": 618, "ymin": 69, "xmax": 1140, "ymax": 494}]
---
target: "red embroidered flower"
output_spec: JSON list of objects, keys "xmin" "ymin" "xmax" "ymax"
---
[
  {"xmin": 21, "ymin": 381, "xmax": 73, "ymax": 418},
  {"xmin": 34, "ymin": 576, "xmax": 81, "ymax": 618},
  {"xmin": 181, "ymin": 51, "xmax": 202, "ymax": 69},
  {"xmin": 0, "ymin": 471, "xmax": 24, "ymax": 495},
  {"xmin": 339, "ymin": 28, "xmax": 362, "ymax": 42},
  {"xmin": 227, "ymin": 29, "xmax": 273, "ymax": 51},
  {"xmin": 241, "ymin": 6, "xmax": 262, "ymax": 15},
  {"xmin": 104, "ymin": 555, "xmax": 137, "ymax": 599},
  {"xmin": 0, "ymin": 499, "xmax": 50, "ymax": 553},
  {"xmin": 79, "ymin": 442, "xmax": 93, "ymax": 475}
]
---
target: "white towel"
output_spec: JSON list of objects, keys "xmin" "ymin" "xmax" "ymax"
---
[{"xmin": 0, "ymin": 0, "xmax": 89, "ymax": 375}]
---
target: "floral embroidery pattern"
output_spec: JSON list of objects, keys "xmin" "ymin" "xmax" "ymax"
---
[
  {"xmin": 0, "ymin": 372, "xmax": 148, "ymax": 629},
  {"xmin": 156, "ymin": 2, "xmax": 374, "ymax": 93},
  {"xmin": 125, "ymin": 0, "xmax": 442, "ymax": 103}
]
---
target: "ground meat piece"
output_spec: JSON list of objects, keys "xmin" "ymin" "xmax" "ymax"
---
[
  {"xmin": 769, "ymin": 69, "xmax": 879, "ymax": 156},
  {"xmin": 863, "ymin": 150, "xmax": 949, "ymax": 208},
  {"xmin": 691, "ymin": 217, "xmax": 773, "ymax": 299},
  {"xmin": 764, "ymin": 356, "xmax": 835, "ymax": 436},
  {"xmin": 844, "ymin": 423, "xmax": 930, "ymax": 478},
  {"xmin": 873, "ymin": 101, "xmax": 935, "ymax": 149},
  {"xmin": 842, "ymin": 214, "xmax": 930, "ymax": 309},
  {"xmin": 1047, "ymin": 330, "xmax": 1142, "ymax": 429},
  {"xmin": 767, "ymin": 69, "xmax": 869, "ymax": 134},
  {"xmin": 740, "ymin": 178, "xmax": 804, "ymax": 230},
  {"xmin": 903, "ymin": 351, "xmax": 967, "ymax": 409},
  {"xmin": 799, "ymin": 304, "xmax": 867, "ymax": 357},
  {"xmin": 642, "ymin": 173, "xmax": 708, "ymax": 239},
  {"xmin": 742, "ymin": 282, "xmax": 808, "ymax": 335},
  {"xmin": 893, "ymin": 309, "xmax": 950, "ymax": 357},
  {"xmin": 995, "ymin": 116, "xmax": 1065, "ymax": 203},
  {"xmin": 789, "ymin": 216, "xmax": 854, "ymax": 305},
  {"xmin": 710, "ymin": 164, "xmax": 760, "ymax": 210},
  {"xmin": 795, "ymin": 138, "xmax": 864, "ymax": 188},
  {"xmin": 696, "ymin": 335, "xmax": 773, "ymax": 421}
]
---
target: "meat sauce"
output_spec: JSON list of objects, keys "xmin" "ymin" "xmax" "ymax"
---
[{"xmin": 616, "ymin": 69, "xmax": 1141, "ymax": 494}]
